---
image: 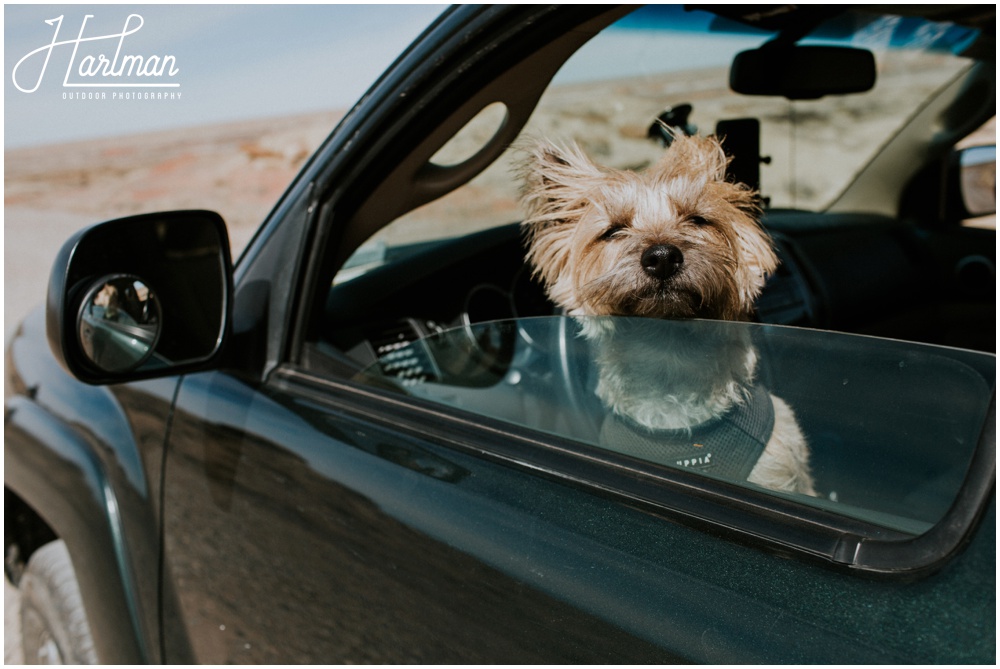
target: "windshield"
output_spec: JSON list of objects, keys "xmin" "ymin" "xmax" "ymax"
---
[{"xmin": 355, "ymin": 315, "xmax": 995, "ymax": 535}]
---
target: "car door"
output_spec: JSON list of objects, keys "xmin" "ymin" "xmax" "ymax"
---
[{"xmin": 159, "ymin": 313, "xmax": 995, "ymax": 664}]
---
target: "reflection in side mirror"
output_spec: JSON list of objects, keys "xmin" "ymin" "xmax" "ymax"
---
[
  {"xmin": 730, "ymin": 45, "xmax": 876, "ymax": 99},
  {"xmin": 959, "ymin": 145, "xmax": 996, "ymax": 217},
  {"xmin": 78, "ymin": 275, "xmax": 162, "ymax": 373}
]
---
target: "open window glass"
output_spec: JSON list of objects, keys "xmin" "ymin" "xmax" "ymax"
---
[{"xmin": 353, "ymin": 315, "xmax": 995, "ymax": 574}]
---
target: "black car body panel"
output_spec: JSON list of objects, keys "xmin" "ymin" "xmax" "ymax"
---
[
  {"xmin": 6, "ymin": 309, "xmax": 163, "ymax": 663},
  {"xmin": 5, "ymin": 4, "xmax": 995, "ymax": 664},
  {"xmin": 7, "ymin": 301, "xmax": 994, "ymax": 661}
]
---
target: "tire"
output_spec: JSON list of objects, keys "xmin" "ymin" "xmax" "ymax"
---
[{"xmin": 19, "ymin": 540, "xmax": 97, "ymax": 664}]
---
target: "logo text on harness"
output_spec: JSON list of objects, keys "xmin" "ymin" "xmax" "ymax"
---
[{"xmin": 677, "ymin": 452, "xmax": 713, "ymax": 468}]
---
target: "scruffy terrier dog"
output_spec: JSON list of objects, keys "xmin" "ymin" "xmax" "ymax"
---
[{"xmin": 518, "ymin": 133, "xmax": 815, "ymax": 495}]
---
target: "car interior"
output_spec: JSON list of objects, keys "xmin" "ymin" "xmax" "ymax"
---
[{"xmin": 299, "ymin": 5, "xmax": 995, "ymax": 529}]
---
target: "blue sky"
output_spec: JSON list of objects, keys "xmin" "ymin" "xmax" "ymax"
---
[{"xmin": 5, "ymin": 4, "xmax": 446, "ymax": 148}]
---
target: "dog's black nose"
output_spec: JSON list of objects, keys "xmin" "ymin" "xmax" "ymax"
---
[{"xmin": 641, "ymin": 244, "xmax": 683, "ymax": 280}]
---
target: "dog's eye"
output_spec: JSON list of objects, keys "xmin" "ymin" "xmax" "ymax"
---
[
  {"xmin": 599, "ymin": 225, "xmax": 626, "ymax": 241},
  {"xmin": 689, "ymin": 215, "xmax": 711, "ymax": 227}
]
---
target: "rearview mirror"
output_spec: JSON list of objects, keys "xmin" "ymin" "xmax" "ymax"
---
[
  {"xmin": 730, "ymin": 45, "xmax": 876, "ymax": 99},
  {"xmin": 47, "ymin": 210, "xmax": 233, "ymax": 384}
]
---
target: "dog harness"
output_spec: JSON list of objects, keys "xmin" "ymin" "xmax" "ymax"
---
[{"xmin": 599, "ymin": 382, "xmax": 775, "ymax": 482}]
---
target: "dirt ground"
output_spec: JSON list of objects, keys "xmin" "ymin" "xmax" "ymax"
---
[{"xmin": 4, "ymin": 110, "xmax": 343, "ymax": 342}]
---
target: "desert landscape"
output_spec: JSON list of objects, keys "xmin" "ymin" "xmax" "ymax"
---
[
  {"xmin": 4, "ymin": 52, "xmax": 994, "ymax": 660},
  {"xmin": 4, "ymin": 110, "xmax": 345, "ymax": 341}
]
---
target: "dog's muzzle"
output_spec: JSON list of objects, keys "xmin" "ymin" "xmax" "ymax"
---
[{"xmin": 641, "ymin": 244, "xmax": 683, "ymax": 281}]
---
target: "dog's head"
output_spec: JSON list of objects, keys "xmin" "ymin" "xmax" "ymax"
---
[{"xmin": 519, "ymin": 133, "xmax": 777, "ymax": 321}]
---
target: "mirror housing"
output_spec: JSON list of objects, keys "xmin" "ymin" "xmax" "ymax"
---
[
  {"xmin": 47, "ymin": 210, "xmax": 233, "ymax": 384},
  {"xmin": 730, "ymin": 45, "xmax": 876, "ymax": 99}
]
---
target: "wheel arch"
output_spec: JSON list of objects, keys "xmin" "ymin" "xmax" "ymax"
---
[{"xmin": 5, "ymin": 396, "xmax": 151, "ymax": 664}]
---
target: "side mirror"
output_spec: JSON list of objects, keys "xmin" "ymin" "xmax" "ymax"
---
[
  {"xmin": 730, "ymin": 45, "xmax": 876, "ymax": 99},
  {"xmin": 47, "ymin": 210, "xmax": 233, "ymax": 384}
]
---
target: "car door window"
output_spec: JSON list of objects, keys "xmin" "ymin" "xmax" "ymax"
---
[{"xmin": 351, "ymin": 315, "xmax": 994, "ymax": 535}]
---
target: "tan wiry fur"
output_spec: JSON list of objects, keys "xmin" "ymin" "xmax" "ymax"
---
[{"xmin": 519, "ymin": 134, "xmax": 815, "ymax": 495}]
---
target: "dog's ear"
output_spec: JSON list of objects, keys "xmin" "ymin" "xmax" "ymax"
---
[
  {"xmin": 649, "ymin": 133, "xmax": 730, "ymax": 185},
  {"xmin": 517, "ymin": 139, "xmax": 602, "ymax": 294},
  {"xmin": 518, "ymin": 138, "xmax": 603, "ymax": 219},
  {"xmin": 706, "ymin": 179, "xmax": 776, "ymax": 309},
  {"xmin": 733, "ymin": 216, "xmax": 779, "ymax": 309},
  {"xmin": 682, "ymin": 136, "xmax": 775, "ymax": 310}
]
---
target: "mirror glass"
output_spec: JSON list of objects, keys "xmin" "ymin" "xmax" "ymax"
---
[
  {"xmin": 78, "ymin": 275, "xmax": 162, "ymax": 373},
  {"xmin": 959, "ymin": 145, "xmax": 996, "ymax": 217}
]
